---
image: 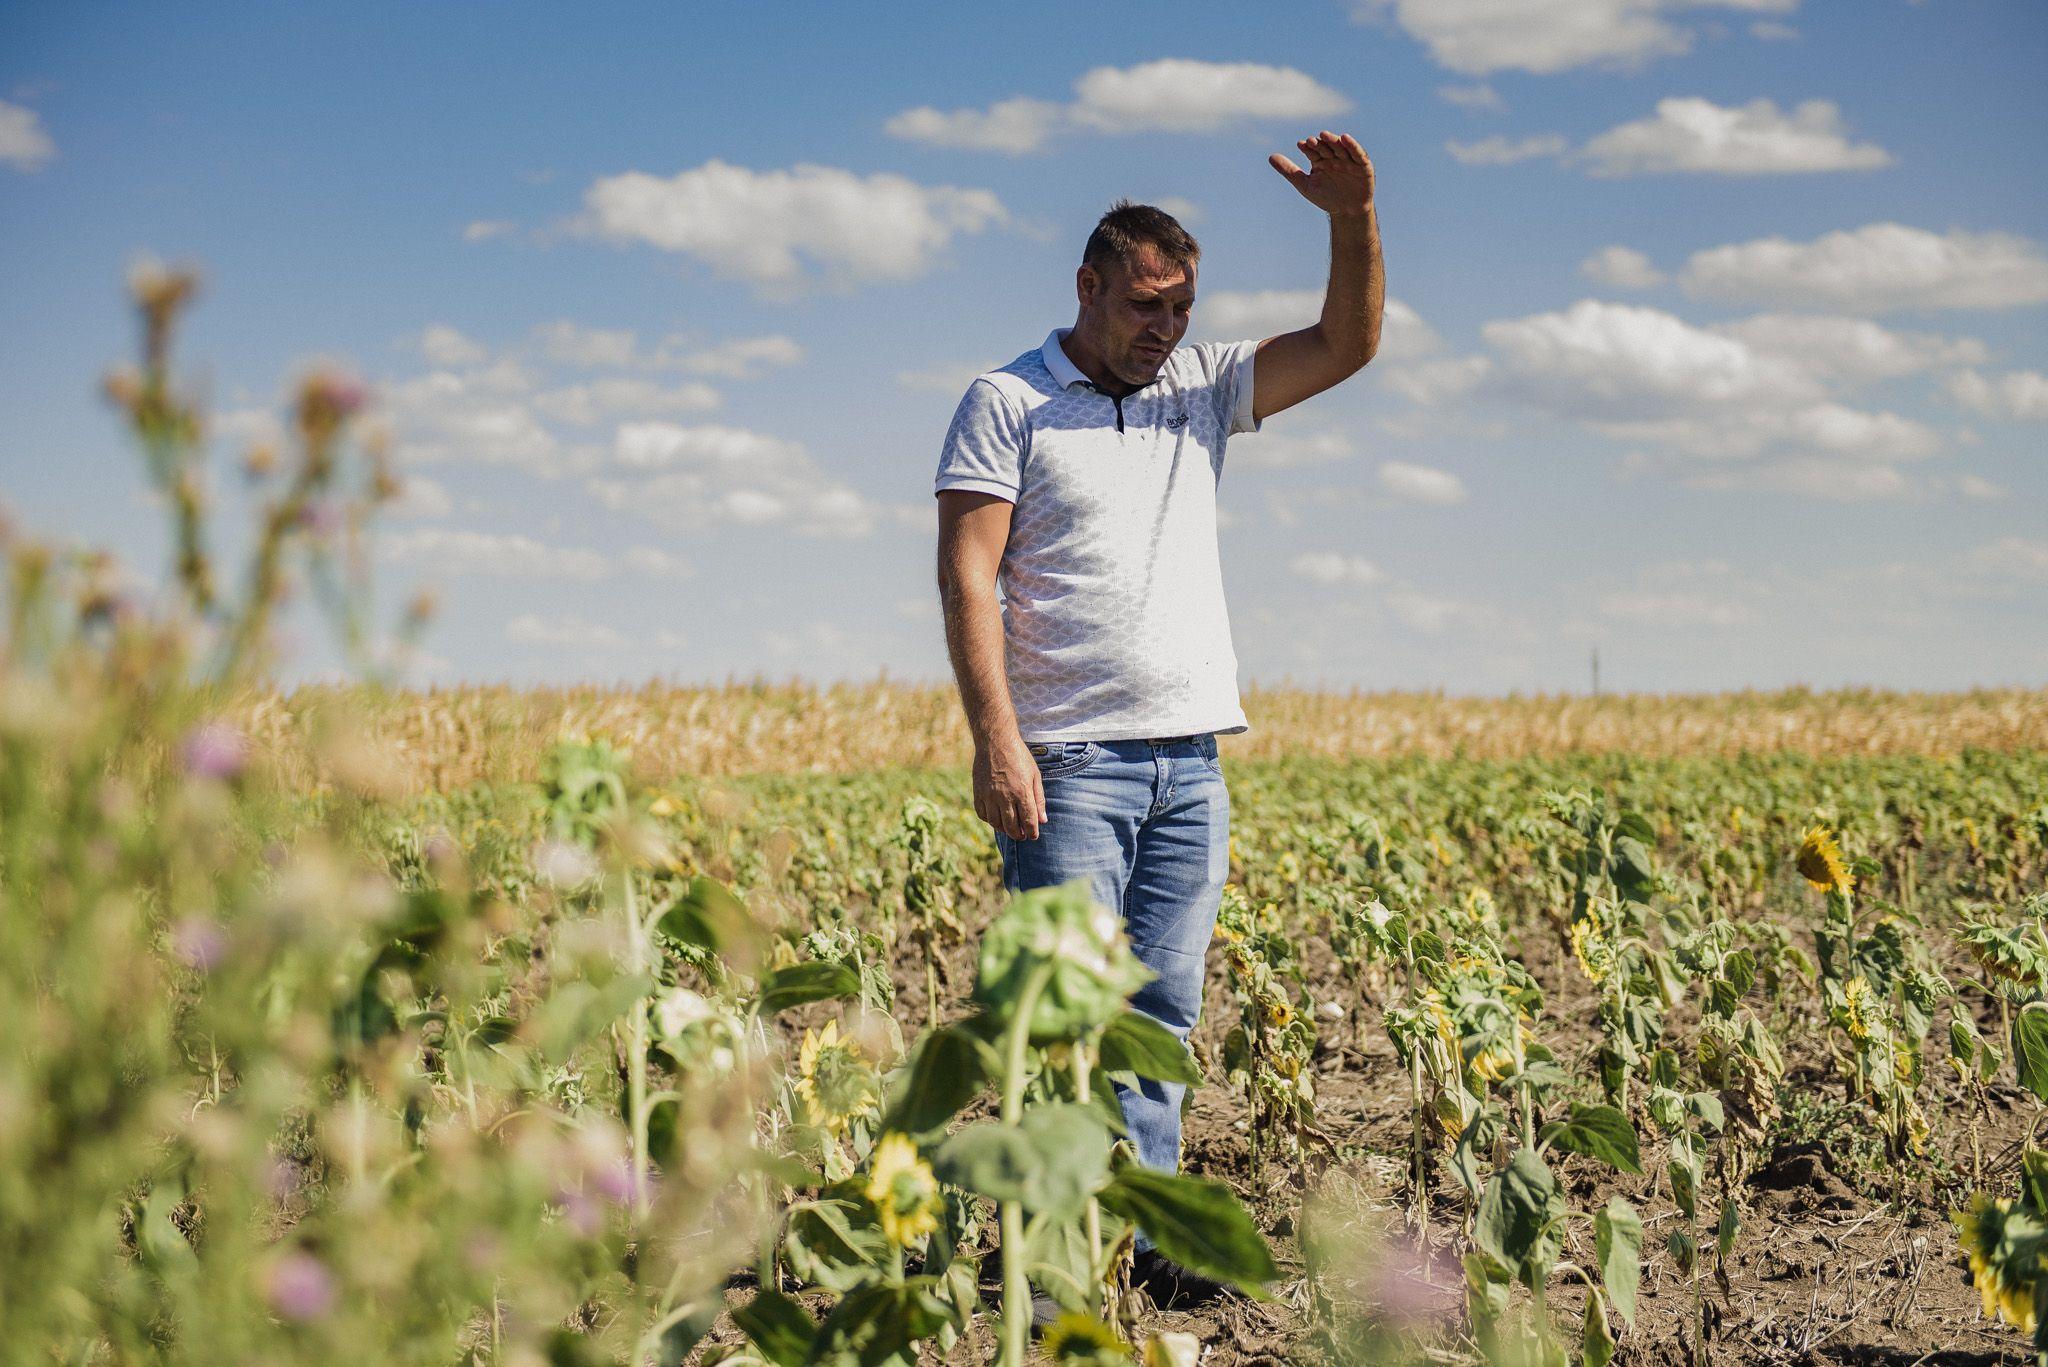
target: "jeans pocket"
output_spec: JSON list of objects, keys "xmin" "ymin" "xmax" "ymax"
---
[{"xmin": 1029, "ymin": 740, "xmax": 1100, "ymax": 779}]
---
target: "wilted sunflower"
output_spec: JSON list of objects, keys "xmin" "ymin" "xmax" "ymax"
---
[
  {"xmin": 863, "ymin": 1133, "xmax": 940, "ymax": 1247},
  {"xmin": 1840, "ymin": 975, "xmax": 1877, "ymax": 1041},
  {"xmin": 1262, "ymin": 995, "xmax": 1295, "ymax": 1029},
  {"xmin": 1796, "ymin": 826, "xmax": 1854, "ymax": 896},
  {"xmin": 793, "ymin": 1020, "xmax": 876, "ymax": 1134},
  {"xmin": 1041, "ymin": 1312, "xmax": 1133, "ymax": 1364},
  {"xmin": 1569, "ymin": 916, "xmax": 1616, "ymax": 982},
  {"xmin": 1955, "ymin": 1194, "xmax": 2046, "ymax": 1335}
]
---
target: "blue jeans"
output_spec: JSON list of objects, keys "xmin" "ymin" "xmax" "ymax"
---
[{"xmin": 993, "ymin": 733, "xmax": 1230, "ymax": 1191}]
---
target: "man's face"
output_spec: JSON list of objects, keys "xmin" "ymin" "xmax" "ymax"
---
[{"xmin": 1077, "ymin": 243, "xmax": 1195, "ymax": 387}]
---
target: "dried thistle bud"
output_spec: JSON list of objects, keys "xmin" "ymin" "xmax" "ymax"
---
[
  {"xmin": 126, "ymin": 258, "xmax": 199, "ymax": 318},
  {"xmin": 101, "ymin": 365, "xmax": 144, "ymax": 412},
  {"xmin": 405, "ymin": 587, "xmax": 438, "ymax": 624},
  {"xmin": 243, "ymin": 442, "xmax": 279, "ymax": 479},
  {"xmin": 295, "ymin": 369, "xmax": 366, "ymax": 443}
]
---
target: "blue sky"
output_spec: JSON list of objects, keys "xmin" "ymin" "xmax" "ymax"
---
[{"xmin": 3, "ymin": 0, "xmax": 2045, "ymax": 696}]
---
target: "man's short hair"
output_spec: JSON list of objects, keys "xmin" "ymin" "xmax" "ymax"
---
[{"xmin": 1082, "ymin": 199, "xmax": 1200, "ymax": 279}]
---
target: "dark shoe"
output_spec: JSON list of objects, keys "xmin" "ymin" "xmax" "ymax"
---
[
  {"xmin": 1131, "ymin": 1247, "xmax": 1238, "ymax": 1311},
  {"xmin": 1028, "ymin": 1289, "xmax": 1063, "ymax": 1336}
]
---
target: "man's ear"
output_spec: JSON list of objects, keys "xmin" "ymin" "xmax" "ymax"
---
[{"xmin": 1075, "ymin": 264, "xmax": 1096, "ymax": 307}]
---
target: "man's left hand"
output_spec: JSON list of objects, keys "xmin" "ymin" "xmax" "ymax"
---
[{"xmin": 1269, "ymin": 131, "xmax": 1374, "ymax": 218}]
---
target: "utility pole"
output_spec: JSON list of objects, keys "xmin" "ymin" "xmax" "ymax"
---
[{"xmin": 1590, "ymin": 647, "xmax": 1601, "ymax": 697}]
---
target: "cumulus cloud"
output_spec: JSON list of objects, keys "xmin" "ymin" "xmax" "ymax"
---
[
  {"xmin": 1580, "ymin": 246, "xmax": 1666, "ymax": 289},
  {"xmin": 1437, "ymin": 82, "xmax": 1505, "ymax": 111},
  {"xmin": 1352, "ymin": 0, "xmax": 1798, "ymax": 77},
  {"xmin": 1291, "ymin": 552, "xmax": 1385, "ymax": 587},
  {"xmin": 1446, "ymin": 134, "xmax": 1568, "ymax": 166},
  {"xmin": 1600, "ymin": 590, "xmax": 1755, "ymax": 627},
  {"xmin": 678, "ymin": 334, "xmax": 804, "ymax": 379},
  {"xmin": 1198, "ymin": 292, "xmax": 1440, "ymax": 361},
  {"xmin": 1379, "ymin": 354, "xmax": 1495, "ymax": 408},
  {"xmin": 378, "ymin": 528, "xmax": 614, "ymax": 581},
  {"xmin": 1946, "ymin": 369, "xmax": 2048, "ymax": 422},
  {"xmin": 1679, "ymin": 223, "xmax": 2048, "ymax": 313},
  {"xmin": 1710, "ymin": 314, "xmax": 1988, "ymax": 386},
  {"xmin": 0, "ymin": 99, "xmax": 55, "ymax": 171},
  {"xmin": 1574, "ymin": 97, "xmax": 1890, "ymax": 176},
  {"xmin": 462, "ymin": 219, "xmax": 516, "ymax": 243},
  {"xmin": 1229, "ymin": 429, "xmax": 1357, "ymax": 471},
  {"xmin": 888, "ymin": 60, "xmax": 1349, "ymax": 154},
  {"xmin": 418, "ymin": 324, "xmax": 490, "ymax": 367},
  {"xmin": 590, "ymin": 421, "xmax": 885, "ymax": 536},
  {"xmin": 530, "ymin": 377, "xmax": 721, "ymax": 425},
  {"xmin": 1379, "ymin": 460, "xmax": 1468, "ymax": 504},
  {"xmin": 505, "ymin": 613, "xmax": 627, "ymax": 650},
  {"xmin": 897, "ymin": 361, "xmax": 1001, "ymax": 393},
  {"xmin": 572, "ymin": 159, "xmax": 1008, "ymax": 294}
]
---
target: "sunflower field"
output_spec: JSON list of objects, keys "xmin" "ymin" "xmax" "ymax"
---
[{"xmin": 7, "ymin": 272, "xmax": 2048, "ymax": 1367}]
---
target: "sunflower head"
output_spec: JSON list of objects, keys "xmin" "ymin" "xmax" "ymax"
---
[
  {"xmin": 1840, "ymin": 975, "xmax": 1877, "ymax": 1041},
  {"xmin": 864, "ymin": 1133, "xmax": 940, "ymax": 1247},
  {"xmin": 1796, "ymin": 826, "xmax": 1854, "ymax": 897},
  {"xmin": 1041, "ymin": 1312, "xmax": 1133, "ymax": 1363},
  {"xmin": 794, "ymin": 1020, "xmax": 877, "ymax": 1134}
]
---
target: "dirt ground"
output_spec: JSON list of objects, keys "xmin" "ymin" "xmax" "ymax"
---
[{"xmin": 687, "ymin": 868, "xmax": 2039, "ymax": 1364}]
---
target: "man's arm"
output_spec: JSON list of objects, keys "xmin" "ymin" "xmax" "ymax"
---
[
  {"xmin": 936, "ymin": 489, "xmax": 1046, "ymax": 840},
  {"xmin": 1247, "ymin": 130, "xmax": 1383, "ymax": 423}
]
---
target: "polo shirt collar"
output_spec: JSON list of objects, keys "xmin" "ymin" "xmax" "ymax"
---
[
  {"xmin": 1043, "ymin": 327, "xmax": 1164, "ymax": 394},
  {"xmin": 1042, "ymin": 328, "xmax": 1091, "ymax": 390}
]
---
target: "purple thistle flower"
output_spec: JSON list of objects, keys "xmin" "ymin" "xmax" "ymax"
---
[
  {"xmin": 170, "ymin": 916, "xmax": 229, "ymax": 972},
  {"xmin": 296, "ymin": 498, "xmax": 343, "ymax": 538},
  {"xmin": 180, "ymin": 723, "xmax": 248, "ymax": 781},
  {"xmin": 264, "ymin": 1250, "xmax": 338, "ymax": 1322}
]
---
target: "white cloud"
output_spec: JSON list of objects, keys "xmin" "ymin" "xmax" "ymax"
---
[
  {"xmin": 622, "ymin": 545, "xmax": 694, "ymax": 578},
  {"xmin": 379, "ymin": 528, "xmax": 614, "ymax": 581},
  {"xmin": 419, "ymin": 324, "xmax": 489, "ymax": 367},
  {"xmin": 1291, "ymin": 552, "xmax": 1384, "ymax": 587},
  {"xmin": 1599, "ymin": 590, "xmax": 1754, "ymax": 626},
  {"xmin": 1482, "ymin": 298, "xmax": 1821, "ymax": 420},
  {"xmin": 1437, "ymin": 82, "xmax": 1505, "ymax": 111},
  {"xmin": 1575, "ymin": 97, "xmax": 1891, "ymax": 177},
  {"xmin": 888, "ymin": 60, "xmax": 1348, "ymax": 154},
  {"xmin": 531, "ymin": 377, "xmax": 722, "ymax": 425},
  {"xmin": 1710, "ymin": 313, "xmax": 1988, "ymax": 385},
  {"xmin": 885, "ymin": 97, "xmax": 1068, "ymax": 154},
  {"xmin": 1446, "ymin": 134, "xmax": 1567, "ymax": 166},
  {"xmin": 1352, "ymin": 0, "xmax": 1797, "ymax": 77},
  {"xmin": 1967, "ymin": 537, "xmax": 2048, "ymax": 581},
  {"xmin": 1152, "ymin": 196, "xmax": 1203, "ymax": 225},
  {"xmin": 1379, "ymin": 354, "xmax": 1494, "ymax": 408},
  {"xmin": 0, "ymin": 99, "xmax": 55, "ymax": 172},
  {"xmin": 505, "ymin": 613, "xmax": 626, "ymax": 650},
  {"xmin": 384, "ymin": 472, "xmax": 453, "ymax": 519},
  {"xmin": 1198, "ymin": 292, "xmax": 1440, "ymax": 361},
  {"xmin": 573, "ymin": 159, "xmax": 1008, "ymax": 294},
  {"xmin": 1680, "ymin": 223, "xmax": 2048, "ymax": 313},
  {"xmin": 1379, "ymin": 460, "xmax": 1468, "ymax": 504},
  {"xmin": 1673, "ymin": 456, "xmax": 1917, "ymax": 501},
  {"xmin": 1579, "ymin": 246, "xmax": 1665, "ymax": 290},
  {"xmin": 381, "ymin": 367, "xmax": 566, "ymax": 473},
  {"xmin": 462, "ymin": 219, "xmax": 516, "ymax": 243},
  {"xmin": 591, "ymin": 422, "xmax": 882, "ymax": 536},
  {"xmin": 1947, "ymin": 369, "xmax": 2048, "ymax": 422},
  {"xmin": 1229, "ymin": 429, "xmax": 1357, "ymax": 471},
  {"xmin": 1957, "ymin": 474, "xmax": 2009, "ymax": 501},
  {"xmin": 676, "ymin": 334, "xmax": 804, "ymax": 379},
  {"xmin": 535, "ymin": 321, "xmax": 639, "ymax": 368},
  {"xmin": 1069, "ymin": 59, "xmax": 1350, "ymax": 133},
  {"xmin": 1751, "ymin": 19, "xmax": 1799, "ymax": 39}
]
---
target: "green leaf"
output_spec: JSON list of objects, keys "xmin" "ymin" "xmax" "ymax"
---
[
  {"xmin": 1581, "ymin": 1287, "xmax": 1616, "ymax": 1367},
  {"xmin": 1539, "ymin": 1103, "xmax": 1642, "ymax": 1175},
  {"xmin": 882, "ymin": 1024, "xmax": 991, "ymax": 1136},
  {"xmin": 658, "ymin": 875, "xmax": 763, "ymax": 967},
  {"xmin": 1098, "ymin": 1167, "xmax": 1279, "ymax": 1294},
  {"xmin": 932, "ymin": 1105, "xmax": 1111, "ymax": 1222},
  {"xmin": 784, "ymin": 1197, "xmax": 888, "ymax": 1293},
  {"xmin": 2015, "ymin": 1004, "xmax": 2048, "ymax": 1102},
  {"xmin": 532, "ymin": 972, "xmax": 654, "ymax": 1066},
  {"xmin": 731, "ymin": 1290, "xmax": 816, "ymax": 1367},
  {"xmin": 812, "ymin": 1277, "xmax": 956, "ymax": 1366},
  {"xmin": 755, "ymin": 960, "xmax": 860, "ymax": 1017},
  {"xmin": 1099, "ymin": 1009, "xmax": 1201, "ymax": 1085},
  {"xmin": 1595, "ymin": 1197, "xmax": 1641, "ymax": 1326},
  {"xmin": 1715, "ymin": 1196, "xmax": 1740, "ymax": 1261},
  {"xmin": 1475, "ymin": 1148, "xmax": 1565, "ymax": 1289}
]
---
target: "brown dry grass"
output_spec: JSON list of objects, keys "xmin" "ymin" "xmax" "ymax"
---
[{"xmin": 223, "ymin": 680, "xmax": 2048, "ymax": 797}]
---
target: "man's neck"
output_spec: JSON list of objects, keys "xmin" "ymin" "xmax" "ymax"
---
[{"xmin": 1060, "ymin": 325, "xmax": 1141, "ymax": 399}]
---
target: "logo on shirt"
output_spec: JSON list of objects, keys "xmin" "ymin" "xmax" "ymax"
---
[{"xmin": 1165, "ymin": 412, "xmax": 1190, "ymax": 429}]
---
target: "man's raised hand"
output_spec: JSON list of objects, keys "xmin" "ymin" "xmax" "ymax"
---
[{"xmin": 1269, "ymin": 130, "xmax": 1375, "ymax": 219}]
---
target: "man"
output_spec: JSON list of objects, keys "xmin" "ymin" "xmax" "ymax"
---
[{"xmin": 932, "ymin": 131, "xmax": 1382, "ymax": 1311}]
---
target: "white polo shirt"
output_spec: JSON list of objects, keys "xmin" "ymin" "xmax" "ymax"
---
[{"xmin": 934, "ymin": 327, "xmax": 1262, "ymax": 743}]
